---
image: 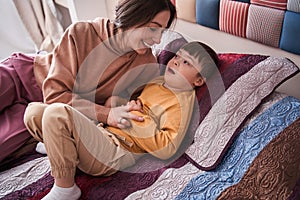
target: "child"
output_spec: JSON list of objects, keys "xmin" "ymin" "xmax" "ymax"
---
[{"xmin": 24, "ymin": 41, "xmax": 219, "ymax": 200}]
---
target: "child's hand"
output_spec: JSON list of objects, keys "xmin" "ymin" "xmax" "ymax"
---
[
  {"xmin": 107, "ymin": 100, "xmax": 144, "ymax": 129},
  {"xmin": 126, "ymin": 99, "xmax": 144, "ymax": 113}
]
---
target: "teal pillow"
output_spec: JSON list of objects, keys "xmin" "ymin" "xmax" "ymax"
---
[
  {"xmin": 280, "ymin": 11, "xmax": 300, "ymax": 55},
  {"xmin": 196, "ymin": 0, "xmax": 220, "ymax": 30}
]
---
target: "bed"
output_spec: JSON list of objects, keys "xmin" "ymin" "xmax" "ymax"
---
[{"xmin": 1, "ymin": 0, "xmax": 300, "ymax": 199}]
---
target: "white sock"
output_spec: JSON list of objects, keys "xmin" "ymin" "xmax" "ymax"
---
[
  {"xmin": 42, "ymin": 183, "xmax": 81, "ymax": 200},
  {"xmin": 36, "ymin": 142, "xmax": 47, "ymax": 154}
]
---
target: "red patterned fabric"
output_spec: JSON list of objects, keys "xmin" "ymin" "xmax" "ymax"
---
[
  {"xmin": 219, "ymin": 0, "xmax": 250, "ymax": 37},
  {"xmin": 246, "ymin": 4, "xmax": 285, "ymax": 47},
  {"xmin": 251, "ymin": 0, "xmax": 287, "ymax": 10}
]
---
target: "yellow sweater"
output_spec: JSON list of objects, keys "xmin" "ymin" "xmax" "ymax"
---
[{"xmin": 107, "ymin": 77, "xmax": 196, "ymax": 160}]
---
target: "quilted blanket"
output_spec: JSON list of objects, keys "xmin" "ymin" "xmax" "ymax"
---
[{"xmin": 0, "ymin": 53, "xmax": 299, "ymax": 200}]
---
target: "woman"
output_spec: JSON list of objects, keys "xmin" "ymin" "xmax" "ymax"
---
[
  {"xmin": 24, "ymin": 41, "xmax": 218, "ymax": 200},
  {"xmin": 0, "ymin": 0, "xmax": 176, "ymax": 163}
]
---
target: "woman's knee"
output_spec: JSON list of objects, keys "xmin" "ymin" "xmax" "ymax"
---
[
  {"xmin": 42, "ymin": 103, "xmax": 74, "ymax": 128},
  {"xmin": 43, "ymin": 103, "xmax": 73, "ymax": 119},
  {"xmin": 23, "ymin": 102, "xmax": 48, "ymax": 140}
]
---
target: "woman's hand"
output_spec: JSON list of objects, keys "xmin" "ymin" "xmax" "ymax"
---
[{"xmin": 107, "ymin": 99, "xmax": 144, "ymax": 129}]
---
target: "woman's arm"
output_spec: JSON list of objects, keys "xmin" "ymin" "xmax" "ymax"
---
[{"xmin": 42, "ymin": 21, "xmax": 111, "ymax": 123}]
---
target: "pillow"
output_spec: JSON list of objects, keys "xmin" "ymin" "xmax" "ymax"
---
[
  {"xmin": 287, "ymin": 0, "xmax": 300, "ymax": 13},
  {"xmin": 219, "ymin": 0, "xmax": 250, "ymax": 38},
  {"xmin": 176, "ymin": 0, "xmax": 196, "ymax": 23},
  {"xmin": 185, "ymin": 56, "xmax": 299, "ymax": 170},
  {"xmin": 279, "ymin": 11, "xmax": 300, "ymax": 55},
  {"xmin": 196, "ymin": 0, "xmax": 220, "ymax": 30},
  {"xmin": 251, "ymin": 0, "xmax": 287, "ymax": 10},
  {"xmin": 196, "ymin": 54, "xmax": 267, "ymax": 123},
  {"xmin": 246, "ymin": 4, "xmax": 285, "ymax": 47}
]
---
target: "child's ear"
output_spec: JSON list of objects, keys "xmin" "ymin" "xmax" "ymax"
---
[{"xmin": 193, "ymin": 77, "xmax": 205, "ymax": 87}]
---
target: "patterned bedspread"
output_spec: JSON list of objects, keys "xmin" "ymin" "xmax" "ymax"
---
[
  {"xmin": 0, "ymin": 53, "xmax": 299, "ymax": 200},
  {"xmin": 1, "ymin": 92, "xmax": 299, "ymax": 200}
]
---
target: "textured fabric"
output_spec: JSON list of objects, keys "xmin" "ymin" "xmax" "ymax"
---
[
  {"xmin": 2, "ymin": 54, "xmax": 300, "ymax": 199},
  {"xmin": 127, "ymin": 93, "xmax": 300, "ymax": 199},
  {"xmin": 0, "ymin": 157, "xmax": 50, "ymax": 199},
  {"xmin": 176, "ymin": 0, "xmax": 196, "ymax": 22},
  {"xmin": 186, "ymin": 56, "xmax": 299, "ymax": 170},
  {"xmin": 1, "ymin": 149, "xmax": 188, "ymax": 199},
  {"xmin": 289, "ymin": 178, "xmax": 300, "ymax": 200},
  {"xmin": 196, "ymin": 54, "xmax": 267, "ymax": 128},
  {"xmin": 280, "ymin": 11, "xmax": 300, "ymax": 55},
  {"xmin": 217, "ymin": 117, "xmax": 300, "ymax": 199},
  {"xmin": 177, "ymin": 96, "xmax": 300, "ymax": 200},
  {"xmin": 251, "ymin": 0, "xmax": 287, "ymax": 10},
  {"xmin": 0, "ymin": 53, "xmax": 43, "ymax": 163},
  {"xmin": 219, "ymin": 0, "xmax": 250, "ymax": 37},
  {"xmin": 196, "ymin": 0, "xmax": 220, "ymax": 30},
  {"xmin": 127, "ymin": 93, "xmax": 287, "ymax": 199},
  {"xmin": 34, "ymin": 18, "xmax": 158, "ymax": 123},
  {"xmin": 246, "ymin": 4, "xmax": 285, "ymax": 47},
  {"xmin": 287, "ymin": 0, "xmax": 300, "ymax": 13}
]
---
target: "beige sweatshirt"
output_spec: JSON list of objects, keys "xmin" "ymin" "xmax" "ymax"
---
[{"xmin": 33, "ymin": 18, "xmax": 159, "ymax": 123}]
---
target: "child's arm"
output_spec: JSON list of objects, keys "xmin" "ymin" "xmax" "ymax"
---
[{"xmin": 128, "ymin": 99, "xmax": 191, "ymax": 160}]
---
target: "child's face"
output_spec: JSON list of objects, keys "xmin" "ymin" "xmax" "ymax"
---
[{"xmin": 164, "ymin": 49, "xmax": 205, "ymax": 91}]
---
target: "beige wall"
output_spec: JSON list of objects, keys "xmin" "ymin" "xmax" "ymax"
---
[{"xmin": 68, "ymin": 0, "xmax": 118, "ymax": 22}]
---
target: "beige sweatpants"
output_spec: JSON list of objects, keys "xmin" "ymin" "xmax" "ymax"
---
[{"xmin": 24, "ymin": 102, "xmax": 136, "ymax": 179}]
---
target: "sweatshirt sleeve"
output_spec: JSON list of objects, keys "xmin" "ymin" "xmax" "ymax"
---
[{"xmin": 42, "ymin": 21, "xmax": 110, "ymax": 123}]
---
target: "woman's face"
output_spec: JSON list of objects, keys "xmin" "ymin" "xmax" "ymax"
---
[{"xmin": 125, "ymin": 10, "xmax": 171, "ymax": 54}]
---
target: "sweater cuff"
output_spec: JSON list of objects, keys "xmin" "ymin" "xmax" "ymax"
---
[{"xmin": 95, "ymin": 105, "xmax": 110, "ymax": 124}]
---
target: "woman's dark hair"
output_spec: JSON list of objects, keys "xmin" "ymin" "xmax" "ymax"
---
[
  {"xmin": 114, "ymin": 0, "xmax": 177, "ymax": 31},
  {"xmin": 181, "ymin": 41, "xmax": 219, "ymax": 79}
]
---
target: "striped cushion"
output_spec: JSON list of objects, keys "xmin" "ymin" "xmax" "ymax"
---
[
  {"xmin": 176, "ymin": 0, "xmax": 196, "ymax": 23},
  {"xmin": 232, "ymin": 0, "xmax": 250, "ymax": 2},
  {"xmin": 251, "ymin": 0, "xmax": 287, "ymax": 10},
  {"xmin": 280, "ymin": 11, "xmax": 300, "ymax": 54},
  {"xmin": 219, "ymin": 0, "xmax": 250, "ymax": 37},
  {"xmin": 246, "ymin": 4, "xmax": 285, "ymax": 47},
  {"xmin": 287, "ymin": 0, "xmax": 300, "ymax": 13}
]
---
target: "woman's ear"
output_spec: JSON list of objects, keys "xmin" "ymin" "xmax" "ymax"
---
[{"xmin": 193, "ymin": 76, "xmax": 205, "ymax": 87}]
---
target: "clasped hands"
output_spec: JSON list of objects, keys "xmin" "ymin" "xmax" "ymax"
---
[{"xmin": 106, "ymin": 96, "xmax": 144, "ymax": 129}]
